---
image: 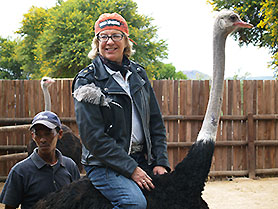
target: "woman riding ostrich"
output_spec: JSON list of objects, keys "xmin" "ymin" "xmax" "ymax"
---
[{"xmin": 33, "ymin": 10, "xmax": 252, "ymax": 209}]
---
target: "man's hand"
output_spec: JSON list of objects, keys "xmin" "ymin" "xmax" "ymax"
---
[{"xmin": 153, "ymin": 166, "xmax": 168, "ymax": 175}]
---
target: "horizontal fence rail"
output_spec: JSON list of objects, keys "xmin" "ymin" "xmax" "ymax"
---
[{"xmin": 1, "ymin": 79, "xmax": 278, "ymax": 179}]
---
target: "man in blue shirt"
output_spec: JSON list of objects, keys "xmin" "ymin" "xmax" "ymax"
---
[{"xmin": 0, "ymin": 111, "xmax": 80, "ymax": 209}]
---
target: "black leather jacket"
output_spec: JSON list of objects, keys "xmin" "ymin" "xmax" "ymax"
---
[{"xmin": 72, "ymin": 56, "xmax": 170, "ymax": 178}]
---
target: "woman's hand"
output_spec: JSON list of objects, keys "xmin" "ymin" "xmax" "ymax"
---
[
  {"xmin": 131, "ymin": 166, "xmax": 155, "ymax": 191},
  {"xmin": 153, "ymin": 166, "xmax": 168, "ymax": 175}
]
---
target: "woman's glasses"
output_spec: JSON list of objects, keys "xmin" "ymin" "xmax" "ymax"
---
[{"xmin": 97, "ymin": 34, "xmax": 124, "ymax": 42}]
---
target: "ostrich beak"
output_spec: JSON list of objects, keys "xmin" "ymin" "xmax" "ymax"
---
[
  {"xmin": 47, "ymin": 79, "xmax": 55, "ymax": 84},
  {"xmin": 234, "ymin": 21, "xmax": 253, "ymax": 28}
]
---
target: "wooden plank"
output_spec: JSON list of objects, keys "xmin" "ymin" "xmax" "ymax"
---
[
  {"xmin": 0, "ymin": 125, "xmax": 30, "ymax": 133},
  {"xmin": 69, "ymin": 79, "xmax": 75, "ymax": 117},
  {"xmin": 15, "ymin": 80, "xmax": 21, "ymax": 118},
  {"xmin": 217, "ymin": 80, "xmax": 227, "ymax": 172},
  {"xmin": 37, "ymin": 79, "xmax": 44, "ymax": 112},
  {"xmin": 29, "ymin": 80, "xmax": 36, "ymax": 117},
  {"xmin": 24, "ymin": 80, "xmax": 30, "ymax": 117},
  {"xmin": 57, "ymin": 79, "xmax": 63, "ymax": 115},
  {"xmin": 264, "ymin": 80, "xmax": 271, "ymax": 169},
  {"xmin": 167, "ymin": 141, "xmax": 248, "ymax": 147},
  {"xmin": 33, "ymin": 80, "xmax": 40, "ymax": 114},
  {"xmin": 7, "ymin": 81, "xmax": 15, "ymax": 138},
  {"xmin": 178, "ymin": 80, "xmax": 190, "ymax": 165},
  {"xmin": 268, "ymin": 80, "xmax": 275, "ymax": 168},
  {"xmin": 227, "ymin": 80, "xmax": 233, "ymax": 171},
  {"xmin": 0, "ymin": 145, "xmax": 27, "ymax": 152},
  {"xmin": 247, "ymin": 113, "xmax": 256, "ymax": 178},
  {"xmin": 191, "ymin": 80, "xmax": 200, "ymax": 142},
  {"xmin": 169, "ymin": 80, "xmax": 179, "ymax": 167},
  {"xmin": 257, "ymin": 80, "xmax": 264, "ymax": 169},
  {"xmin": 243, "ymin": 80, "xmax": 255, "ymax": 177},
  {"xmin": 6, "ymin": 80, "xmax": 15, "ymax": 174},
  {"xmin": 1, "ymin": 80, "xmax": 8, "ymax": 117},
  {"xmin": 0, "ymin": 80, "xmax": 6, "ymax": 176},
  {"xmin": 51, "ymin": 79, "xmax": 59, "ymax": 114},
  {"xmin": 152, "ymin": 80, "xmax": 162, "ymax": 109},
  {"xmin": 275, "ymin": 80, "xmax": 278, "ymax": 168},
  {"xmin": 0, "ymin": 153, "xmax": 28, "ymax": 162},
  {"xmin": 232, "ymin": 80, "xmax": 244, "ymax": 172},
  {"xmin": 62, "ymin": 79, "xmax": 71, "ymax": 117}
]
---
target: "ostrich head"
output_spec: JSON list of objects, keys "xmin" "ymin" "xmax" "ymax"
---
[
  {"xmin": 214, "ymin": 10, "xmax": 253, "ymax": 36},
  {"xmin": 41, "ymin": 76, "xmax": 55, "ymax": 90}
]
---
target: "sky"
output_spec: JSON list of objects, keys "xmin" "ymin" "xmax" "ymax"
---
[{"xmin": 0, "ymin": 0, "xmax": 274, "ymax": 78}]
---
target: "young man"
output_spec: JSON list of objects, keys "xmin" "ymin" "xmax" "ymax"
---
[{"xmin": 0, "ymin": 111, "xmax": 80, "ymax": 209}]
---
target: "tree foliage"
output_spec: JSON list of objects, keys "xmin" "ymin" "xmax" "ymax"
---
[
  {"xmin": 0, "ymin": 37, "xmax": 23, "ymax": 79},
  {"xmin": 15, "ymin": 0, "xmax": 168, "ymax": 79},
  {"xmin": 209, "ymin": 0, "xmax": 278, "ymax": 76},
  {"xmin": 154, "ymin": 63, "xmax": 187, "ymax": 80}
]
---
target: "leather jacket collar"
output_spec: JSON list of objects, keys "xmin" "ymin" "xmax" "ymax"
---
[{"xmin": 92, "ymin": 56, "xmax": 146, "ymax": 96}]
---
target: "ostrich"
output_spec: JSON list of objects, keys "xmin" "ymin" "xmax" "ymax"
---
[
  {"xmin": 27, "ymin": 77, "xmax": 83, "ymax": 171},
  {"xmin": 32, "ymin": 10, "xmax": 252, "ymax": 209}
]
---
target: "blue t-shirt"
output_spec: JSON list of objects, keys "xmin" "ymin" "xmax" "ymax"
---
[{"xmin": 0, "ymin": 148, "xmax": 80, "ymax": 209}]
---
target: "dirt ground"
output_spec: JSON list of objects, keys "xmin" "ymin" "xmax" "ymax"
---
[{"xmin": 0, "ymin": 177, "xmax": 278, "ymax": 209}]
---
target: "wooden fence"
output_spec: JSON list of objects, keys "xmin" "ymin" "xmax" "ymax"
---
[{"xmin": 1, "ymin": 79, "xmax": 278, "ymax": 179}]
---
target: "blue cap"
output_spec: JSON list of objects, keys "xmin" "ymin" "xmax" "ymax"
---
[{"xmin": 30, "ymin": 111, "xmax": 61, "ymax": 130}]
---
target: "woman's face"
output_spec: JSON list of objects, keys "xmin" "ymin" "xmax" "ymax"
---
[{"xmin": 98, "ymin": 29, "xmax": 127, "ymax": 64}]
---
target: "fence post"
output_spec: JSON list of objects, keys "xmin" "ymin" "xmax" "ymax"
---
[{"xmin": 247, "ymin": 113, "xmax": 256, "ymax": 179}]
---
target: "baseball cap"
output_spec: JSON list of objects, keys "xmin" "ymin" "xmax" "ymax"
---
[
  {"xmin": 30, "ymin": 111, "xmax": 61, "ymax": 130},
  {"xmin": 94, "ymin": 13, "xmax": 136, "ymax": 44}
]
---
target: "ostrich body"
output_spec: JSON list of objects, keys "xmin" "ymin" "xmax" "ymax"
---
[
  {"xmin": 27, "ymin": 77, "xmax": 83, "ymax": 171},
  {"xmin": 32, "ymin": 11, "xmax": 252, "ymax": 209}
]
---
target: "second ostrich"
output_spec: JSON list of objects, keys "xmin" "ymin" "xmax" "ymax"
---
[
  {"xmin": 27, "ymin": 77, "xmax": 83, "ymax": 171},
  {"xmin": 32, "ymin": 10, "xmax": 252, "ymax": 209}
]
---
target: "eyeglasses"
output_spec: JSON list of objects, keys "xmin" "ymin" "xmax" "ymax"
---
[
  {"xmin": 97, "ymin": 34, "xmax": 124, "ymax": 42},
  {"xmin": 32, "ymin": 129, "xmax": 58, "ymax": 140}
]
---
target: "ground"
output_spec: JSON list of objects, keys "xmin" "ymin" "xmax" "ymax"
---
[
  {"xmin": 203, "ymin": 177, "xmax": 278, "ymax": 209},
  {"xmin": 0, "ymin": 177, "xmax": 278, "ymax": 209}
]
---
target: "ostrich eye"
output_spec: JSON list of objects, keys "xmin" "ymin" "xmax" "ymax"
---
[{"xmin": 230, "ymin": 15, "xmax": 237, "ymax": 22}]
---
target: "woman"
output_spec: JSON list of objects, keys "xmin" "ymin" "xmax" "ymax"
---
[{"xmin": 72, "ymin": 13, "xmax": 170, "ymax": 209}]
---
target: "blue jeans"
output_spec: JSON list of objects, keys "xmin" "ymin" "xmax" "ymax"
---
[{"xmin": 85, "ymin": 165, "xmax": 147, "ymax": 209}]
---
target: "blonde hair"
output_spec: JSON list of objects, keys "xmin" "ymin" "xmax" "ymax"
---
[{"xmin": 88, "ymin": 34, "xmax": 135, "ymax": 60}]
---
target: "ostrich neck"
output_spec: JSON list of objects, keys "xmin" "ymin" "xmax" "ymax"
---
[
  {"xmin": 42, "ymin": 86, "xmax": 51, "ymax": 111},
  {"xmin": 197, "ymin": 32, "xmax": 227, "ymax": 142}
]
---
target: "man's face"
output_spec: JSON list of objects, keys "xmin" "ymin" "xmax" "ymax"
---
[{"xmin": 31, "ymin": 124, "xmax": 62, "ymax": 156}]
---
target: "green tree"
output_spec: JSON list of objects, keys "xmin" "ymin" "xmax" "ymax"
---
[
  {"xmin": 208, "ymin": 0, "xmax": 278, "ymax": 76},
  {"xmin": 0, "ymin": 37, "xmax": 23, "ymax": 79},
  {"xmin": 16, "ymin": 0, "xmax": 168, "ymax": 79},
  {"xmin": 155, "ymin": 63, "xmax": 187, "ymax": 80},
  {"xmin": 16, "ymin": 6, "xmax": 50, "ymax": 78}
]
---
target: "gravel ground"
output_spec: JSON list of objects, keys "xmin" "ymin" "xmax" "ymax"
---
[{"xmin": 203, "ymin": 177, "xmax": 278, "ymax": 209}]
